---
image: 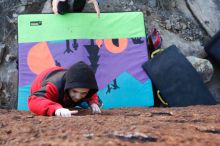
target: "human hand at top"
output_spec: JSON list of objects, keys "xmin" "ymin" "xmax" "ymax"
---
[{"xmin": 87, "ymin": 0, "xmax": 100, "ymax": 18}]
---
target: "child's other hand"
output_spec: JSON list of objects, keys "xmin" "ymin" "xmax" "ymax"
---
[
  {"xmin": 90, "ymin": 103, "xmax": 101, "ymax": 114},
  {"xmin": 87, "ymin": 0, "xmax": 100, "ymax": 18}
]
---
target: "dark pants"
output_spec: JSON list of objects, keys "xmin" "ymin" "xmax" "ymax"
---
[{"xmin": 57, "ymin": 0, "xmax": 87, "ymax": 14}]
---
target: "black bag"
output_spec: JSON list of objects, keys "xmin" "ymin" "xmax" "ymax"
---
[
  {"xmin": 205, "ymin": 30, "xmax": 220, "ymax": 64},
  {"xmin": 142, "ymin": 45, "xmax": 217, "ymax": 107}
]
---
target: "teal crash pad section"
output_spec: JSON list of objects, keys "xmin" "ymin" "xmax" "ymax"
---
[
  {"xmin": 98, "ymin": 72, "xmax": 153, "ymax": 109},
  {"xmin": 18, "ymin": 85, "xmax": 31, "ymax": 110}
]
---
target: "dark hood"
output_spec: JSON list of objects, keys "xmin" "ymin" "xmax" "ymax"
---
[{"xmin": 64, "ymin": 61, "xmax": 98, "ymax": 98}]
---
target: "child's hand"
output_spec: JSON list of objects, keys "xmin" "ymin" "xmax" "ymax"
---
[
  {"xmin": 87, "ymin": 0, "xmax": 100, "ymax": 18},
  {"xmin": 90, "ymin": 103, "xmax": 101, "ymax": 114},
  {"xmin": 55, "ymin": 108, "xmax": 78, "ymax": 117},
  {"xmin": 52, "ymin": 0, "xmax": 66, "ymax": 14}
]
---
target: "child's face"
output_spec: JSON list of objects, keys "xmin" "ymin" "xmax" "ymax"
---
[{"xmin": 68, "ymin": 88, "xmax": 89, "ymax": 102}]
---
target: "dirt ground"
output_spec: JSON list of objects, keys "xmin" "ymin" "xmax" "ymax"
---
[{"xmin": 0, "ymin": 105, "xmax": 220, "ymax": 146}]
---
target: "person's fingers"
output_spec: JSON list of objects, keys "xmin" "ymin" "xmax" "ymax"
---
[
  {"xmin": 96, "ymin": 107, "xmax": 101, "ymax": 114},
  {"xmin": 62, "ymin": 112, "xmax": 67, "ymax": 117},
  {"xmin": 97, "ymin": 107, "xmax": 101, "ymax": 113},
  {"xmin": 53, "ymin": 10, "xmax": 58, "ymax": 14},
  {"xmin": 70, "ymin": 110, "xmax": 78, "ymax": 115},
  {"xmin": 59, "ymin": 109, "xmax": 67, "ymax": 117},
  {"xmin": 52, "ymin": 0, "xmax": 57, "ymax": 11},
  {"xmin": 66, "ymin": 111, "xmax": 72, "ymax": 117},
  {"xmin": 57, "ymin": 110, "xmax": 62, "ymax": 117},
  {"xmin": 60, "ymin": 111, "xmax": 66, "ymax": 117},
  {"xmin": 66, "ymin": 110, "xmax": 73, "ymax": 117},
  {"xmin": 92, "ymin": 106, "xmax": 100, "ymax": 114},
  {"xmin": 67, "ymin": 113, "xmax": 72, "ymax": 117},
  {"xmin": 56, "ymin": 111, "xmax": 59, "ymax": 117},
  {"xmin": 55, "ymin": 108, "xmax": 74, "ymax": 117},
  {"xmin": 92, "ymin": 106, "xmax": 95, "ymax": 114},
  {"xmin": 96, "ymin": 11, "xmax": 100, "ymax": 18},
  {"xmin": 93, "ymin": 3, "xmax": 100, "ymax": 17},
  {"xmin": 52, "ymin": 6, "xmax": 58, "ymax": 14},
  {"xmin": 87, "ymin": 0, "xmax": 100, "ymax": 18},
  {"xmin": 92, "ymin": 109, "xmax": 96, "ymax": 114},
  {"xmin": 64, "ymin": 111, "xmax": 69, "ymax": 117},
  {"xmin": 93, "ymin": 1, "xmax": 100, "ymax": 17}
]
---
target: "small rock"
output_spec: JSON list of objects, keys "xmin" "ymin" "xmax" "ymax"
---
[
  {"xmin": 165, "ymin": 20, "xmax": 172, "ymax": 30},
  {"xmin": 12, "ymin": 13, "xmax": 18, "ymax": 18},
  {"xmin": 110, "ymin": 131, "xmax": 157, "ymax": 142},
  {"xmin": 20, "ymin": 0, "xmax": 28, "ymax": 5},
  {"xmin": 148, "ymin": 0, "xmax": 157, "ymax": 8},
  {"xmin": 181, "ymin": 23, "xmax": 187, "ymax": 30},
  {"xmin": 0, "ymin": 123, "xmax": 3, "ymax": 128},
  {"xmin": 60, "ymin": 135, "xmax": 68, "ymax": 140},
  {"xmin": 12, "ymin": 115, "xmax": 22, "ymax": 120},
  {"xmin": 22, "ymin": 126, "xmax": 33, "ymax": 133},
  {"xmin": 5, "ymin": 54, "xmax": 16, "ymax": 63},
  {"xmin": 204, "ymin": 20, "xmax": 210, "ymax": 25},
  {"xmin": 189, "ymin": 36, "xmax": 193, "ymax": 41},
  {"xmin": 129, "ymin": 0, "xmax": 134, "ymax": 6},
  {"xmin": 174, "ymin": 22, "xmax": 181, "ymax": 31},
  {"xmin": 0, "ymin": 96, "xmax": 7, "ymax": 105},
  {"xmin": 125, "ymin": 112, "xmax": 141, "ymax": 117},
  {"xmin": 196, "ymin": 127, "xmax": 220, "ymax": 134},
  {"xmin": 5, "ymin": 130, "xmax": 12, "ymax": 134},
  {"xmin": 27, "ymin": 1, "xmax": 33, "ymax": 5},
  {"xmin": 0, "ymin": 43, "xmax": 6, "ymax": 64},
  {"xmin": 187, "ymin": 56, "xmax": 214, "ymax": 83},
  {"xmin": 83, "ymin": 133, "xmax": 94, "ymax": 139},
  {"xmin": 0, "ymin": 81, "xmax": 2, "ymax": 90},
  {"xmin": 25, "ymin": 115, "xmax": 34, "ymax": 119},
  {"xmin": 187, "ymin": 21, "xmax": 191, "ymax": 27},
  {"xmin": 171, "ymin": 1, "xmax": 176, "ymax": 8},
  {"xmin": 41, "ymin": 144, "xmax": 51, "ymax": 146},
  {"xmin": 150, "ymin": 112, "xmax": 173, "ymax": 117}
]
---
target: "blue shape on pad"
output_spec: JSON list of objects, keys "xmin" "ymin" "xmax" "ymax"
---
[
  {"xmin": 18, "ymin": 85, "xmax": 31, "ymax": 110},
  {"xmin": 98, "ymin": 72, "xmax": 154, "ymax": 109}
]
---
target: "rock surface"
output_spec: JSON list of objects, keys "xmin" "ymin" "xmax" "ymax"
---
[
  {"xmin": 186, "ymin": 0, "xmax": 220, "ymax": 37},
  {"xmin": 0, "ymin": 105, "xmax": 220, "ymax": 146},
  {"xmin": 0, "ymin": 0, "xmax": 220, "ymax": 108}
]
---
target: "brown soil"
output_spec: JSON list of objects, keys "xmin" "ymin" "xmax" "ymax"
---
[{"xmin": 0, "ymin": 105, "xmax": 220, "ymax": 146}]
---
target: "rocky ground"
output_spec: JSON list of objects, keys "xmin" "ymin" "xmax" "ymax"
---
[{"xmin": 0, "ymin": 105, "xmax": 220, "ymax": 146}]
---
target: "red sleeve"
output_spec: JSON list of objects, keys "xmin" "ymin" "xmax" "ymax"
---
[
  {"xmin": 28, "ymin": 82, "xmax": 63, "ymax": 116},
  {"xmin": 86, "ymin": 93, "xmax": 99, "ymax": 105}
]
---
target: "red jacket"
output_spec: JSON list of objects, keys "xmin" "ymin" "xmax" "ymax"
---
[{"xmin": 28, "ymin": 66, "xmax": 99, "ymax": 116}]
